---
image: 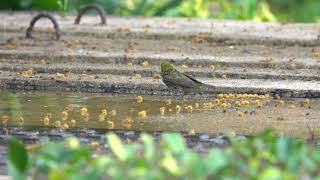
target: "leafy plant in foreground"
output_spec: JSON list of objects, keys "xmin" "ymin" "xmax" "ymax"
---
[
  {"xmin": 7, "ymin": 131, "xmax": 320, "ymax": 180},
  {"xmin": 7, "ymin": 137, "xmax": 29, "ymax": 180}
]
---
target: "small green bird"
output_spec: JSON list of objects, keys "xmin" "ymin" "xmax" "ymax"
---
[{"xmin": 160, "ymin": 61, "xmax": 213, "ymax": 93}]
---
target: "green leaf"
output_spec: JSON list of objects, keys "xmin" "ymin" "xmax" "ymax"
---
[
  {"xmin": 276, "ymin": 136, "xmax": 290, "ymax": 162},
  {"xmin": 95, "ymin": 156, "xmax": 112, "ymax": 169},
  {"xmin": 49, "ymin": 170, "xmax": 68, "ymax": 180},
  {"xmin": 161, "ymin": 152, "xmax": 182, "ymax": 176},
  {"xmin": 182, "ymin": 151, "xmax": 206, "ymax": 179},
  {"xmin": 106, "ymin": 133, "xmax": 127, "ymax": 161},
  {"xmin": 259, "ymin": 167, "xmax": 282, "ymax": 180},
  {"xmin": 69, "ymin": 169, "xmax": 100, "ymax": 180},
  {"xmin": 161, "ymin": 133, "xmax": 185, "ymax": 154},
  {"xmin": 141, "ymin": 133, "xmax": 154, "ymax": 161},
  {"xmin": 206, "ymin": 148, "xmax": 228, "ymax": 173},
  {"xmin": 7, "ymin": 137, "xmax": 29, "ymax": 174},
  {"xmin": 7, "ymin": 161, "xmax": 26, "ymax": 180}
]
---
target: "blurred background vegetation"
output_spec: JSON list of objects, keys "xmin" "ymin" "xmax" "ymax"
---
[{"xmin": 0, "ymin": 0, "xmax": 319, "ymax": 22}]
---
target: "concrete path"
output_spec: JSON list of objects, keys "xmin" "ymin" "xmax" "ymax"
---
[{"xmin": 0, "ymin": 12, "xmax": 320, "ymax": 97}]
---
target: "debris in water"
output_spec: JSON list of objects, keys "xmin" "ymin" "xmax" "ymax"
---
[
  {"xmin": 70, "ymin": 119, "xmax": 76, "ymax": 127},
  {"xmin": 138, "ymin": 111, "xmax": 147, "ymax": 119},
  {"xmin": 160, "ymin": 107, "xmax": 165, "ymax": 116},
  {"xmin": 107, "ymin": 120, "xmax": 114, "ymax": 129},
  {"xmin": 55, "ymin": 121, "xmax": 61, "ymax": 128},
  {"xmin": 98, "ymin": 113, "xmax": 106, "ymax": 122},
  {"xmin": 43, "ymin": 116, "xmax": 50, "ymax": 126},
  {"xmin": 136, "ymin": 96, "xmax": 143, "ymax": 103},
  {"xmin": 186, "ymin": 105, "xmax": 193, "ymax": 113},
  {"xmin": 62, "ymin": 111, "xmax": 68, "ymax": 121},
  {"xmin": 63, "ymin": 123, "xmax": 69, "ymax": 129},
  {"xmin": 17, "ymin": 116, "xmax": 24, "ymax": 126},
  {"xmin": 110, "ymin": 110, "xmax": 117, "ymax": 117},
  {"xmin": 176, "ymin": 105, "xmax": 181, "ymax": 114},
  {"xmin": 122, "ymin": 117, "xmax": 133, "ymax": 128},
  {"xmin": 2, "ymin": 115, "xmax": 8, "ymax": 125}
]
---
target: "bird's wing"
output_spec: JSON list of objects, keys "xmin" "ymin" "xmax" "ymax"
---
[
  {"xmin": 183, "ymin": 73, "xmax": 214, "ymax": 90},
  {"xmin": 162, "ymin": 72, "xmax": 200, "ymax": 88},
  {"xmin": 183, "ymin": 73, "xmax": 204, "ymax": 85}
]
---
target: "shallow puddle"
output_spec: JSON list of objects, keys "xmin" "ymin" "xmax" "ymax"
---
[{"xmin": 0, "ymin": 90, "xmax": 319, "ymax": 137}]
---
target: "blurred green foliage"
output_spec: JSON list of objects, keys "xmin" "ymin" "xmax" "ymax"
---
[
  {"xmin": 0, "ymin": 0, "xmax": 319, "ymax": 22},
  {"xmin": 7, "ymin": 131, "xmax": 320, "ymax": 179}
]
